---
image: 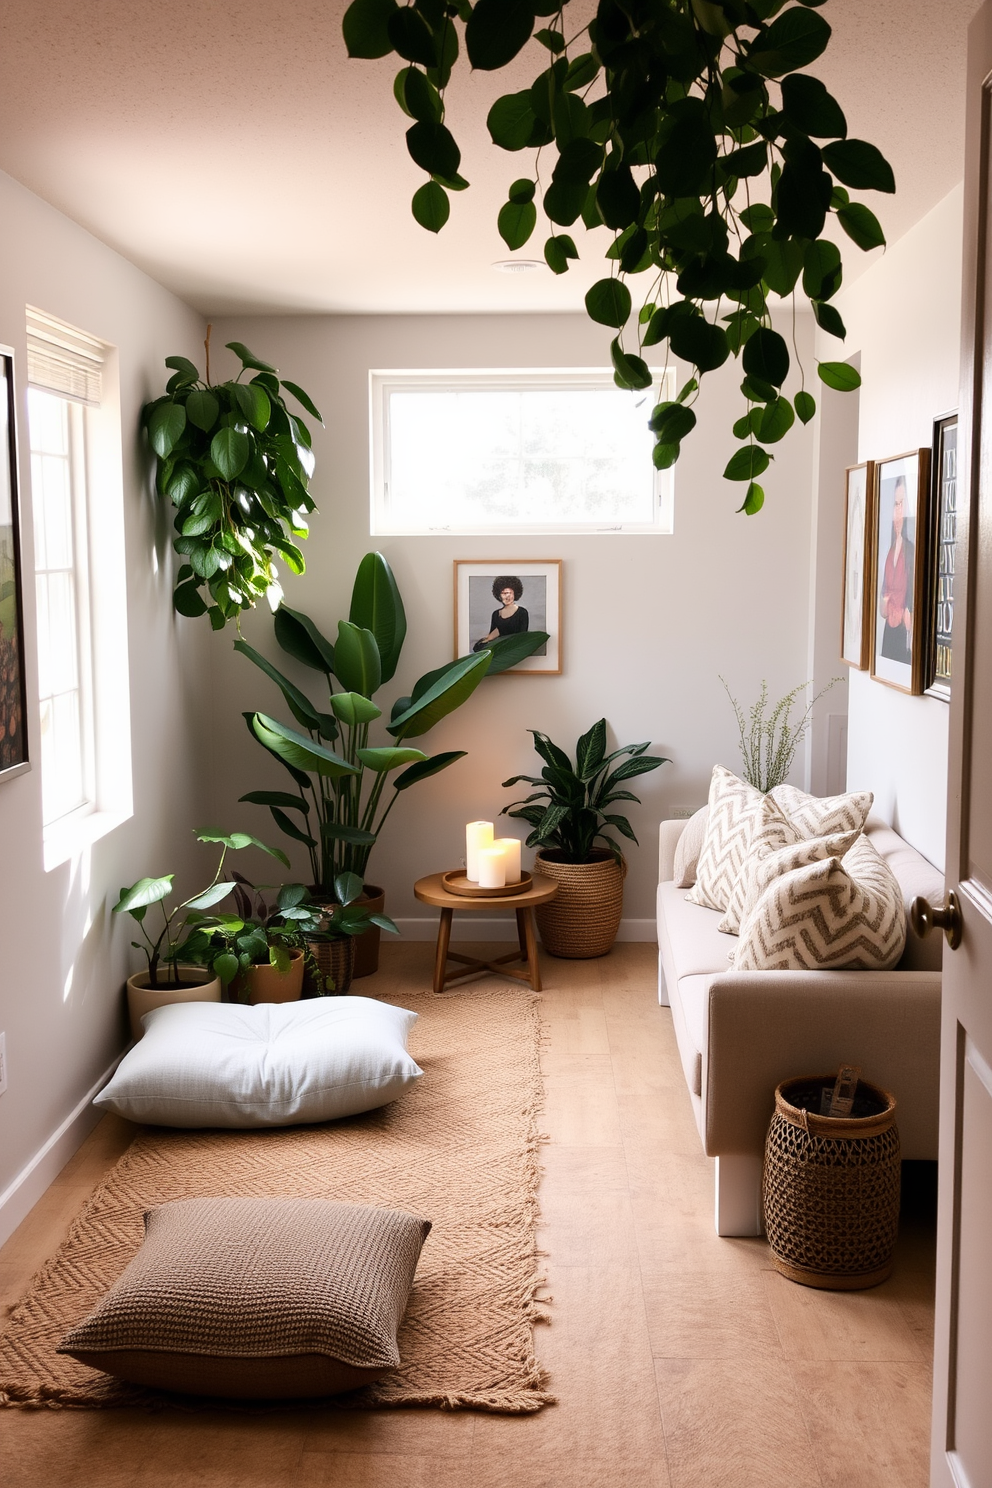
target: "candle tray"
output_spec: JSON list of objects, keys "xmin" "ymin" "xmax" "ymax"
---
[{"xmin": 442, "ymin": 870, "xmax": 533, "ymax": 898}]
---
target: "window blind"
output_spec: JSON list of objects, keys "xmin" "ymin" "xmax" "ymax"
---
[{"xmin": 26, "ymin": 307, "xmax": 105, "ymax": 406}]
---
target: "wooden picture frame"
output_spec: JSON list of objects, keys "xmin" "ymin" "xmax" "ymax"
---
[
  {"xmin": 924, "ymin": 412, "xmax": 958, "ymax": 700},
  {"xmin": 453, "ymin": 560, "xmax": 562, "ymax": 675},
  {"xmin": 840, "ymin": 460, "xmax": 876, "ymax": 669},
  {"xmin": 0, "ymin": 345, "xmax": 29, "ymax": 783},
  {"xmin": 869, "ymin": 448, "xmax": 931, "ymax": 694}
]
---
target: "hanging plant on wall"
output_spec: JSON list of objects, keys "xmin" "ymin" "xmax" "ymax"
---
[
  {"xmin": 142, "ymin": 329, "xmax": 323, "ymax": 628},
  {"xmin": 343, "ymin": 0, "xmax": 893, "ymax": 514}
]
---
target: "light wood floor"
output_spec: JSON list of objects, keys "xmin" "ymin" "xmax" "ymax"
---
[{"xmin": 0, "ymin": 943, "xmax": 936, "ymax": 1488}]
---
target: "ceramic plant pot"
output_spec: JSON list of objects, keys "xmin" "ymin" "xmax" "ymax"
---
[
  {"xmin": 126, "ymin": 966, "xmax": 221, "ymax": 1040},
  {"xmin": 351, "ymin": 884, "xmax": 386, "ymax": 979},
  {"xmin": 231, "ymin": 948, "xmax": 305, "ymax": 1006},
  {"xmin": 533, "ymin": 849, "xmax": 626, "ymax": 958}
]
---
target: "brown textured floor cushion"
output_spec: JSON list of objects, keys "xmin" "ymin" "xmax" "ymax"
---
[{"xmin": 57, "ymin": 1196, "xmax": 431, "ymax": 1399}]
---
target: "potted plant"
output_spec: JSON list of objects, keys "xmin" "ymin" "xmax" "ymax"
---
[
  {"xmin": 113, "ymin": 828, "xmax": 289, "ymax": 1037},
  {"xmin": 502, "ymin": 719, "xmax": 669, "ymax": 958},
  {"xmin": 181, "ymin": 879, "xmax": 328, "ymax": 1005},
  {"xmin": 236, "ymin": 550, "xmax": 547, "ymax": 975},
  {"xmin": 141, "ymin": 330, "xmax": 323, "ymax": 628},
  {"xmin": 300, "ymin": 872, "xmax": 400, "ymax": 996}
]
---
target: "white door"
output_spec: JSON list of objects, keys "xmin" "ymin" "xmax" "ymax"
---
[{"xmin": 930, "ymin": 6, "xmax": 992, "ymax": 1485}]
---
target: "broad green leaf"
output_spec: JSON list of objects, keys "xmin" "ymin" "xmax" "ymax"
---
[
  {"xmin": 794, "ymin": 389, "xmax": 817, "ymax": 424},
  {"xmin": 387, "ymin": 651, "xmax": 491, "ymax": 738},
  {"xmin": 393, "ymin": 65, "xmax": 442, "ymax": 123},
  {"xmin": 342, "ymin": 0, "xmax": 398, "ymax": 57},
  {"xmin": 239, "ymin": 790, "xmax": 310, "ymax": 813},
  {"xmin": 780, "ymin": 73, "xmax": 846, "ymax": 138},
  {"xmin": 742, "ymin": 327, "xmax": 790, "ymax": 387},
  {"xmin": 321, "ymin": 821, "xmax": 377, "ymax": 845},
  {"xmin": 335, "ymin": 871, "xmax": 364, "ymax": 907},
  {"xmin": 406, "ymin": 120, "xmax": 461, "ymax": 177},
  {"xmin": 757, "ymin": 396, "xmax": 795, "ymax": 444},
  {"xmin": 274, "ymin": 604, "xmax": 335, "ymax": 673},
  {"xmin": 652, "ymin": 441, "xmax": 680, "ymax": 470},
  {"xmin": 553, "ymin": 91, "xmax": 590, "ymax": 147},
  {"xmin": 802, "ymin": 239, "xmax": 842, "ymax": 300},
  {"xmin": 270, "ymin": 807, "xmax": 318, "ymax": 847},
  {"xmin": 279, "ymin": 380, "xmax": 323, "ymax": 422},
  {"xmin": 356, "ymin": 746, "xmax": 428, "ymax": 772},
  {"xmin": 334, "ymin": 620, "xmax": 382, "ymax": 698},
  {"xmin": 837, "ymin": 202, "xmax": 886, "ymax": 251},
  {"xmin": 668, "ymin": 316, "xmax": 729, "ymax": 372},
  {"xmin": 654, "ymin": 101, "xmax": 718, "ymax": 196},
  {"xmin": 498, "ymin": 198, "xmax": 537, "ymax": 250},
  {"xmin": 611, "ymin": 341, "xmax": 653, "ymax": 392},
  {"xmin": 817, "ymin": 360, "xmax": 862, "ymax": 391},
  {"xmin": 466, "ymin": 0, "xmax": 535, "ymax": 70},
  {"xmin": 724, "ymin": 445, "xmax": 771, "ymax": 481},
  {"xmin": 242, "ymin": 710, "xmax": 311, "ymax": 790},
  {"xmin": 394, "ymin": 750, "xmax": 466, "ymax": 790},
  {"xmin": 813, "ymin": 300, "xmax": 847, "ymax": 339},
  {"xmin": 173, "ymin": 581, "xmax": 207, "ymax": 618},
  {"xmin": 330, "ymin": 691, "xmax": 383, "ymax": 726},
  {"xmin": 252, "ymin": 713, "xmax": 358, "ymax": 778},
  {"xmin": 740, "ymin": 481, "xmax": 765, "ymax": 515},
  {"xmin": 114, "ymin": 875, "xmax": 173, "ymax": 914},
  {"xmin": 185, "ymin": 390, "xmax": 219, "ymax": 431},
  {"xmin": 544, "ymin": 234, "xmax": 578, "ymax": 274},
  {"xmin": 233, "ymin": 638, "xmax": 324, "ymax": 732},
  {"xmin": 148, "ymin": 402, "xmax": 186, "ymax": 458},
  {"xmin": 232, "ymin": 382, "xmax": 271, "ymax": 431},
  {"xmin": 564, "ymin": 51, "xmax": 598, "ymax": 91},
  {"xmin": 747, "ymin": 6, "xmax": 831, "ymax": 76},
  {"xmin": 185, "ymin": 880, "xmax": 238, "ymax": 911},
  {"xmin": 213, "ymin": 952, "xmax": 240, "ymax": 986},
  {"xmin": 388, "ymin": 5, "xmax": 437, "ymax": 65},
  {"xmin": 225, "ymin": 341, "xmax": 277, "ymax": 373},
  {"xmin": 479, "ymin": 629, "xmax": 549, "ymax": 674},
  {"xmin": 487, "ymin": 90, "xmax": 536, "ymax": 151},
  {"xmin": 210, "ymin": 427, "xmax": 249, "ymax": 481},
  {"xmin": 164, "ymin": 355, "xmax": 199, "ymax": 383},
  {"xmin": 585, "ymin": 278, "xmax": 632, "ymax": 329},
  {"xmin": 822, "ymin": 139, "xmax": 895, "ymax": 192},
  {"xmin": 412, "ymin": 180, "xmax": 450, "ymax": 232},
  {"xmin": 576, "ymin": 718, "xmax": 607, "ymax": 780},
  {"xmin": 194, "ymin": 828, "xmax": 290, "ymax": 865},
  {"xmin": 649, "ymin": 403, "xmax": 696, "ymax": 443}
]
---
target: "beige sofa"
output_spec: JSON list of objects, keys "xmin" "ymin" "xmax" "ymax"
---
[{"xmin": 657, "ymin": 815, "xmax": 944, "ymax": 1236}]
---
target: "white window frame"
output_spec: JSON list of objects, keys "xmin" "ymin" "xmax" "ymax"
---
[
  {"xmin": 370, "ymin": 367, "xmax": 675, "ymax": 537},
  {"xmin": 25, "ymin": 311, "xmax": 132, "ymax": 870}
]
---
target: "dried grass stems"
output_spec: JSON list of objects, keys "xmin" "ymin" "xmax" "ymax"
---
[{"xmin": 720, "ymin": 676, "xmax": 840, "ymax": 794}]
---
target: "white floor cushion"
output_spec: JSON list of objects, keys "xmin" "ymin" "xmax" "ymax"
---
[{"xmin": 95, "ymin": 998, "xmax": 423, "ymax": 1128}]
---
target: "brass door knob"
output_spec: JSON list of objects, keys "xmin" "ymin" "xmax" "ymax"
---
[{"xmin": 910, "ymin": 890, "xmax": 963, "ymax": 950}]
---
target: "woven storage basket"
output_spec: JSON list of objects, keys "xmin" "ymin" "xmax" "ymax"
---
[
  {"xmin": 763, "ymin": 1075, "xmax": 900, "ymax": 1290},
  {"xmin": 303, "ymin": 936, "xmax": 354, "ymax": 997},
  {"xmin": 533, "ymin": 850, "xmax": 626, "ymax": 958}
]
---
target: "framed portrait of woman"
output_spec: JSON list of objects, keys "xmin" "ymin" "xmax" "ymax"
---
[
  {"xmin": 454, "ymin": 560, "xmax": 562, "ymax": 675},
  {"xmin": 840, "ymin": 460, "xmax": 875, "ymax": 669},
  {"xmin": 869, "ymin": 448, "xmax": 931, "ymax": 694}
]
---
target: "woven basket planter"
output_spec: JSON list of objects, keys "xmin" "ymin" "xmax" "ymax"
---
[
  {"xmin": 763, "ymin": 1074, "xmax": 901, "ymax": 1290},
  {"xmin": 302, "ymin": 936, "xmax": 354, "ymax": 997},
  {"xmin": 533, "ymin": 849, "xmax": 626, "ymax": 959}
]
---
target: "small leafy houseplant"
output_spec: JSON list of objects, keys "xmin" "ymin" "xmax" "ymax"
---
[
  {"xmin": 142, "ymin": 329, "xmax": 323, "ymax": 627},
  {"xmin": 502, "ymin": 719, "xmax": 669, "ymax": 863},
  {"xmin": 502, "ymin": 719, "xmax": 669, "ymax": 958},
  {"xmin": 342, "ymin": 0, "xmax": 893, "ymax": 511},
  {"xmin": 238, "ymin": 551, "xmax": 549, "ymax": 899},
  {"xmin": 113, "ymin": 829, "xmax": 290, "ymax": 988},
  {"xmin": 721, "ymin": 674, "xmax": 838, "ymax": 791}
]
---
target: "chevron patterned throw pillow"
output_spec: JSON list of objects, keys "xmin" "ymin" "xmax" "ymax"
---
[
  {"xmin": 735, "ymin": 833, "xmax": 906, "ymax": 972},
  {"xmin": 769, "ymin": 782, "xmax": 874, "ymax": 838},
  {"xmin": 686, "ymin": 767, "xmax": 764, "ymax": 912},
  {"xmin": 720, "ymin": 824, "xmax": 862, "ymax": 935}
]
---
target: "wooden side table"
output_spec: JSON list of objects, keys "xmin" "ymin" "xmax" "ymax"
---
[{"xmin": 413, "ymin": 872, "xmax": 559, "ymax": 993}]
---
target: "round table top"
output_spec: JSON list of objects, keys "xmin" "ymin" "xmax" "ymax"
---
[{"xmin": 413, "ymin": 871, "xmax": 559, "ymax": 910}]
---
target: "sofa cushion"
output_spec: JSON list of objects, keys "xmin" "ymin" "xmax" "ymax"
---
[
  {"xmin": 865, "ymin": 819, "xmax": 944, "ymax": 972},
  {"xmin": 673, "ymin": 806, "xmax": 710, "ymax": 888},
  {"xmin": 686, "ymin": 767, "xmax": 764, "ymax": 911},
  {"xmin": 770, "ymin": 783, "xmax": 874, "ymax": 838},
  {"xmin": 58, "ymin": 1197, "xmax": 431, "ymax": 1399},
  {"xmin": 658, "ymin": 881, "xmax": 735, "ymax": 984},
  {"xmin": 735, "ymin": 834, "xmax": 906, "ymax": 972}
]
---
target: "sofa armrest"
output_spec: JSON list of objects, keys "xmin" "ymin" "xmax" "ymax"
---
[
  {"xmin": 702, "ymin": 969, "xmax": 942, "ymax": 1161},
  {"xmin": 659, "ymin": 818, "xmax": 687, "ymax": 883}
]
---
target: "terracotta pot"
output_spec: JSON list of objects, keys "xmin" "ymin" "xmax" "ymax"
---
[
  {"xmin": 126, "ymin": 966, "xmax": 221, "ymax": 1040},
  {"xmin": 231, "ymin": 948, "xmax": 305, "ymax": 1006},
  {"xmin": 303, "ymin": 935, "xmax": 355, "ymax": 997},
  {"xmin": 352, "ymin": 884, "xmax": 386, "ymax": 979},
  {"xmin": 533, "ymin": 849, "xmax": 627, "ymax": 958}
]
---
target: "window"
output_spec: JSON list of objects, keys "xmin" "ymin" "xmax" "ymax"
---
[
  {"xmin": 26, "ymin": 308, "xmax": 131, "ymax": 864},
  {"xmin": 371, "ymin": 368, "xmax": 675, "ymax": 536}
]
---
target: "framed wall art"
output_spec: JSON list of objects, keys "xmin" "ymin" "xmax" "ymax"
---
[
  {"xmin": 454, "ymin": 560, "xmax": 562, "ymax": 675},
  {"xmin": 840, "ymin": 460, "xmax": 875, "ymax": 669},
  {"xmin": 0, "ymin": 346, "xmax": 29, "ymax": 783},
  {"xmin": 925, "ymin": 412, "xmax": 958, "ymax": 700},
  {"xmin": 870, "ymin": 448, "xmax": 931, "ymax": 694}
]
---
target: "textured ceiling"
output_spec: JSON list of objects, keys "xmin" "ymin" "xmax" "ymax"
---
[{"xmin": 0, "ymin": 0, "xmax": 977, "ymax": 315}]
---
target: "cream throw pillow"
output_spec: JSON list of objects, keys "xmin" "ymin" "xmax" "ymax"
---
[
  {"xmin": 718, "ymin": 794, "xmax": 801, "ymax": 934},
  {"xmin": 686, "ymin": 767, "xmax": 764, "ymax": 912},
  {"xmin": 769, "ymin": 783, "xmax": 874, "ymax": 838},
  {"xmin": 735, "ymin": 834, "xmax": 906, "ymax": 972},
  {"xmin": 720, "ymin": 825, "xmax": 861, "ymax": 935},
  {"xmin": 673, "ymin": 805, "xmax": 710, "ymax": 888}
]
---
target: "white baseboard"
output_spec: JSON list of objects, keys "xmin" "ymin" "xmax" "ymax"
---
[
  {"xmin": 0, "ymin": 1054, "xmax": 122, "ymax": 1250},
  {"xmin": 392, "ymin": 916, "xmax": 658, "ymax": 943}
]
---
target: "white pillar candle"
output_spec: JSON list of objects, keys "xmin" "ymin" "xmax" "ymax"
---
[
  {"xmin": 465, "ymin": 820, "xmax": 494, "ymax": 882},
  {"xmin": 495, "ymin": 837, "xmax": 522, "ymax": 884},
  {"xmin": 478, "ymin": 846, "xmax": 506, "ymax": 889}
]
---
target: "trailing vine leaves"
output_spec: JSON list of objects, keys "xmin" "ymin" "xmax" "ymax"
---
[
  {"xmin": 141, "ymin": 334, "xmax": 323, "ymax": 628},
  {"xmin": 342, "ymin": 0, "xmax": 893, "ymax": 511}
]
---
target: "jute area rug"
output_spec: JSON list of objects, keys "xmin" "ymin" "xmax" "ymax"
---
[{"xmin": 0, "ymin": 988, "xmax": 553, "ymax": 1414}]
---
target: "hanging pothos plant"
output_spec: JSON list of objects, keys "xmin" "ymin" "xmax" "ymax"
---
[
  {"xmin": 142, "ymin": 329, "xmax": 323, "ymax": 628},
  {"xmin": 343, "ymin": 0, "xmax": 893, "ymax": 513}
]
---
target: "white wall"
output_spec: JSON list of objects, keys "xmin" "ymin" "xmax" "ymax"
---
[
  {"xmin": 206, "ymin": 310, "xmax": 818, "ymax": 933},
  {"xmin": 0, "ymin": 170, "xmax": 212, "ymax": 1222},
  {"xmin": 831, "ymin": 185, "xmax": 964, "ymax": 870}
]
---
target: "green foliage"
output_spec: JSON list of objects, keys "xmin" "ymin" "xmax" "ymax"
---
[
  {"xmin": 239, "ymin": 552, "xmax": 549, "ymax": 894},
  {"xmin": 501, "ymin": 720, "xmax": 669, "ymax": 866},
  {"xmin": 142, "ymin": 335, "xmax": 323, "ymax": 626},
  {"xmin": 343, "ymin": 0, "xmax": 895, "ymax": 509},
  {"xmin": 112, "ymin": 829, "xmax": 290, "ymax": 987},
  {"xmin": 720, "ymin": 674, "xmax": 839, "ymax": 793}
]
